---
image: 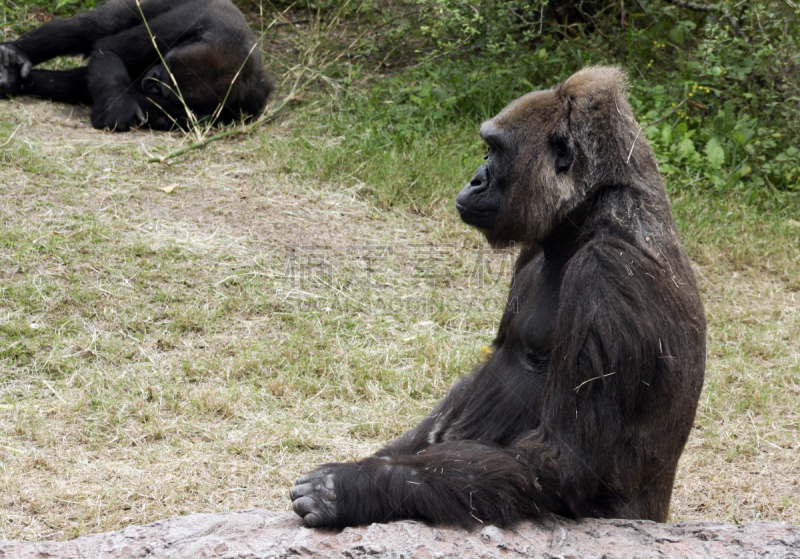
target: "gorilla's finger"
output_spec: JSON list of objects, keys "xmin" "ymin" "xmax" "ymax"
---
[
  {"xmin": 291, "ymin": 495, "xmax": 317, "ymax": 517},
  {"xmin": 302, "ymin": 512, "xmax": 325, "ymax": 528},
  {"xmin": 289, "ymin": 482, "xmax": 313, "ymax": 500}
]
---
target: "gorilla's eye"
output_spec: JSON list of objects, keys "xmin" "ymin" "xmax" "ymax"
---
[
  {"xmin": 550, "ymin": 135, "xmax": 574, "ymax": 174},
  {"xmin": 524, "ymin": 347, "xmax": 548, "ymax": 373}
]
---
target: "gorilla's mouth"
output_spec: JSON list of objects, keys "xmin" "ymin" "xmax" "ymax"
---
[{"xmin": 456, "ymin": 202, "xmax": 497, "ymax": 230}]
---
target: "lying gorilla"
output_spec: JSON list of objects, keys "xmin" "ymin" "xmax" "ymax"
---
[
  {"xmin": 0, "ymin": 0, "xmax": 273, "ymax": 131},
  {"xmin": 291, "ymin": 67, "xmax": 706, "ymax": 528}
]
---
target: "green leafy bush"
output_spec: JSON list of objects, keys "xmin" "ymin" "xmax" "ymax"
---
[{"xmin": 412, "ymin": 0, "xmax": 550, "ymax": 54}]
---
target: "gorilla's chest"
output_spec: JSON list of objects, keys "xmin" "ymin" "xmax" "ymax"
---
[
  {"xmin": 505, "ymin": 256, "xmax": 562, "ymax": 355},
  {"xmin": 437, "ymin": 258, "xmax": 563, "ymax": 445}
]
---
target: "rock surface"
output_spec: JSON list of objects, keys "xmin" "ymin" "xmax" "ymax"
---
[{"xmin": 1, "ymin": 510, "xmax": 799, "ymax": 559}]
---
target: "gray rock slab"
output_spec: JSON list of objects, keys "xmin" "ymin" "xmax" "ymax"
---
[{"xmin": 1, "ymin": 509, "xmax": 798, "ymax": 558}]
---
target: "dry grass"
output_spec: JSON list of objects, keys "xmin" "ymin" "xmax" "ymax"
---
[
  {"xmin": 0, "ymin": 80, "xmax": 799, "ymax": 541},
  {"xmin": 672, "ymin": 268, "xmax": 800, "ymax": 524},
  {"xmin": 0, "ymin": 99, "xmax": 504, "ymax": 540}
]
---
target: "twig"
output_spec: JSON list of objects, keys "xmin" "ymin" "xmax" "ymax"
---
[
  {"xmin": 574, "ymin": 372, "xmax": 617, "ymax": 393},
  {"xmin": 403, "ymin": 40, "xmax": 469, "ymax": 70},
  {"xmin": 663, "ymin": 0, "xmax": 749, "ymax": 43},
  {"xmin": 626, "ymin": 127, "xmax": 642, "ymax": 164},
  {"xmin": 627, "ymin": 100, "xmax": 686, "ymax": 164},
  {"xmin": 0, "ymin": 444, "xmax": 24, "ymax": 454},
  {"xmin": 0, "ymin": 125, "xmax": 20, "ymax": 148},
  {"xmin": 663, "ymin": 0, "xmax": 719, "ymax": 12},
  {"xmin": 135, "ymin": 0, "xmax": 198, "ymax": 135},
  {"xmin": 273, "ymin": 19, "xmax": 310, "ymax": 26},
  {"xmin": 147, "ymin": 72, "xmax": 311, "ymax": 164},
  {"xmin": 213, "ymin": 271, "xmax": 272, "ymax": 287},
  {"xmin": 643, "ymin": 99, "xmax": 686, "ymax": 130},
  {"xmin": 147, "ymin": 108, "xmax": 277, "ymax": 164},
  {"xmin": 43, "ymin": 380, "xmax": 67, "ymax": 404}
]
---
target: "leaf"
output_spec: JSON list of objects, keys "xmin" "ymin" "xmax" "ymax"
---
[
  {"xmin": 669, "ymin": 26, "xmax": 685, "ymax": 45},
  {"xmin": 661, "ymin": 125, "xmax": 673, "ymax": 145},
  {"xmin": 704, "ymin": 138, "xmax": 725, "ymax": 170},
  {"xmin": 160, "ymin": 185, "xmax": 176, "ymax": 194},
  {"xmin": 677, "ymin": 137, "xmax": 696, "ymax": 161},
  {"xmin": 55, "ymin": 0, "xmax": 78, "ymax": 10}
]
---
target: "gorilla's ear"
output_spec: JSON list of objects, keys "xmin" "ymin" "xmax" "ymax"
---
[{"xmin": 549, "ymin": 135, "xmax": 573, "ymax": 174}]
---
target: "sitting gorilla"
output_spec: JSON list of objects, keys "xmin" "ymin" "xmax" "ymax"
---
[
  {"xmin": 291, "ymin": 67, "xmax": 706, "ymax": 529},
  {"xmin": 0, "ymin": 0, "xmax": 273, "ymax": 131}
]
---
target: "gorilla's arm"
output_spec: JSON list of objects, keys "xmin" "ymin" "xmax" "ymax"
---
[
  {"xmin": 291, "ymin": 439, "xmax": 564, "ymax": 529},
  {"xmin": 84, "ymin": 8, "xmax": 204, "ymax": 130}
]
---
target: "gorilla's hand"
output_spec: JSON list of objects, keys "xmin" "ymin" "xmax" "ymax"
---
[
  {"xmin": 91, "ymin": 94, "xmax": 146, "ymax": 131},
  {"xmin": 0, "ymin": 44, "xmax": 32, "ymax": 77},
  {"xmin": 144, "ymin": 110, "xmax": 177, "ymax": 131},
  {"xmin": 0, "ymin": 44, "xmax": 32, "ymax": 95},
  {"xmin": 290, "ymin": 467, "xmax": 338, "ymax": 527}
]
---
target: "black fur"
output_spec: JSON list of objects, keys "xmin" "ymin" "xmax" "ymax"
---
[
  {"xmin": 291, "ymin": 67, "xmax": 706, "ymax": 529},
  {"xmin": 0, "ymin": 0, "xmax": 273, "ymax": 131}
]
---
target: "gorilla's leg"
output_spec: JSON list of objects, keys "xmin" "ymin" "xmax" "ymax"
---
[
  {"xmin": 4, "ymin": 0, "xmax": 187, "ymax": 66},
  {"xmin": 16, "ymin": 68, "xmax": 92, "ymax": 105}
]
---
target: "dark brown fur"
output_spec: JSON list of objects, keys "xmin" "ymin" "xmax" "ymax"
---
[{"xmin": 290, "ymin": 66, "xmax": 706, "ymax": 528}]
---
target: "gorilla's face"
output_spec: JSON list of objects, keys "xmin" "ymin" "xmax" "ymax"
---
[
  {"xmin": 456, "ymin": 89, "xmax": 580, "ymax": 247},
  {"xmin": 141, "ymin": 64, "xmax": 179, "ymax": 101}
]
